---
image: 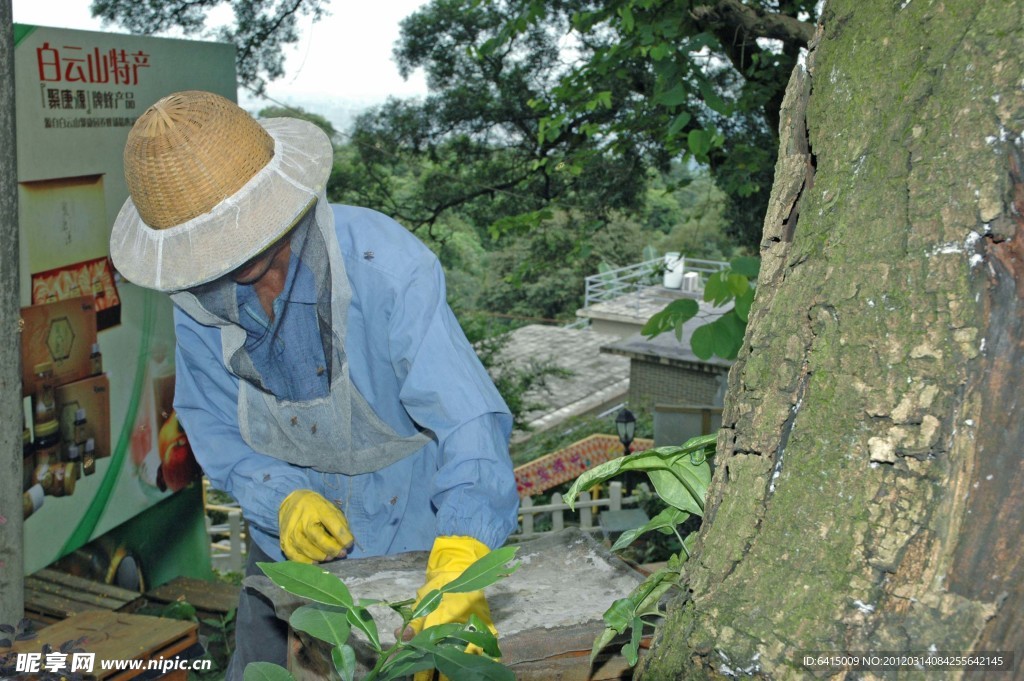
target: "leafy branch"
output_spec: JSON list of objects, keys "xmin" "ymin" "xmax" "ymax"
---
[
  {"xmin": 245, "ymin": 546, "xmax": 520, "ymax": 681},
  {"xmin": 562, "ymin": 433, "xmax": 716, "ymax": 667},
  {"xmin": 641, "ymin": 255, "xmax": 760, "ymax": 360}
]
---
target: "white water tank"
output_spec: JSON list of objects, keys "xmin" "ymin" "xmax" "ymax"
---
[
  {"xmin": 681, "ymin": 271, "xmax": 700, "ymax": 293},
  {"xmin": 663, "ymin": 252, "xmax": 685, "ymax": 288}
]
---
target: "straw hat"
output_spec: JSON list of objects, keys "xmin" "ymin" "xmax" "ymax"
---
[{"xmin": 109, "ymin": 90, "xmax": 333, "ymax": 291}]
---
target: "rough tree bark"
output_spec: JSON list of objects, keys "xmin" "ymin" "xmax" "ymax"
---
[
  {"xmin": 639, "ymin": 1, "xmax": 1023, "ymax": 678},
  {"xmin": 0, "ymin": 0, "xmax": 24, "ymax": 627}
]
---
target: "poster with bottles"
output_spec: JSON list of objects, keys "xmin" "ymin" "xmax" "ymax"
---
[{"xmin": 14, "ymin": 24, "xmax": 236, "ymax": 578}]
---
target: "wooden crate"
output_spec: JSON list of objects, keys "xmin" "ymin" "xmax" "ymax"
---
[
  {"xmin": 24, "ymin": 569, "xmax": 145, "ymax": 625},
  {"xmin": 145, "ymin": 576, "xmax": 239, "ymax": 620},
  {"xmin": 9, "ymin": 610, "xmax": 199, "ymax": 681}
]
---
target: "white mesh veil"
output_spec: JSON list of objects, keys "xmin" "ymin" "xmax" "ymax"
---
[
  {"xmin": 172, "ymin": 196, "xmax": 431, "ymax": 475},
  {"xmin": 111, "ymin": 118, "xmax": 332, "ymax": 292}
]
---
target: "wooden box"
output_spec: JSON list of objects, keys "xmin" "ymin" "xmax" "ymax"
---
[{"xmin": 9, "ymin": 610, "xmax": 198, "ymax": 680}]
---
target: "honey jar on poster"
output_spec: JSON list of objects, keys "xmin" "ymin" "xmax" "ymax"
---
[
  {"xmin": 33, "ymin": 419, "xmax": 60, "ymax": 468},
  {"xmin": 33, "ymin": 362, "xmax": 56, "ymax": 424}
]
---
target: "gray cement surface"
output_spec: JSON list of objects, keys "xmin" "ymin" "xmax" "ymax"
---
[{"xmin": 247, "ymin": 528, "xmax": 646, "ymax": 668}]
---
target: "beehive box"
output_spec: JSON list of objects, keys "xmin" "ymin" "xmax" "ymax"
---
[
  {"xmin": 248, "ymin": 528, "xmax": 651, "ymax": 680},
  {"xmin": 8, "ymin": 610, "xmax": 199, "ymax": 680}
]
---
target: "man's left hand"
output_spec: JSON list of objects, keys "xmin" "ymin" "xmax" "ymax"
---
[{"xmin": 404, "ymin": 536, "xmax": 497, "ymax": 681}]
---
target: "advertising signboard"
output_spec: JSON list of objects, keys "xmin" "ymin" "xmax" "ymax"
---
[{"xmin": 14, "ymin": 24, "xmax": 236, "ymax": 580}]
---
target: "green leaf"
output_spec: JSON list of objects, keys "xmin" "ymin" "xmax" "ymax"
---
[
  {"xmin": 655, "ymin": 83, "xmax": 688, "ymax": 107},
  {"xmin": 691, "ymin": 313, "xmax": 746, "ymax": 360},
  {"xmin": 687, "ymin": 128, "xmax": 711, "ymax": 158},
  {"xmin": 346, "ymin": 607, "xmax": 380, "ymax": 652},
  {"xmin": 624, "ymin": 616, "xmax": 643, "ymax": 666},
  {"xmin": 408, "ymin": 622, "xmax": 464, "ymax": 650},
  {"xmin": 726, "ymin": 273, "xmax": 750, "ymax": 298},
  {"xmin": 331, "ymin": 645, "xmax": 356, "ymax": 681},
  {"xmin": 380, "ymin": 648, "xmax": 436, "ymax": 679},
  {"xmin": 690, "ymin": 323, "xmax": 715, "ymax": 360},
  {"xmin": 590, "ymin": 626, "xmax": 619, "ymax": 662},
  {"xmin": 257, "ymin": 562, "xmax": 353, "ymax": 608},
  {"xmin": 667, "ymin": 111, "xmax": 692, "ymax": 137},
  {"xmin": 289, "ymin": 606, "xmax": 351, "ymax": 648},
  {"xmin": 602, "ymin": 597, "xmax": 634, "ymax": 634},
  {"xmin": 562, "ymin": 440, "xmax": 715, "ymax": 509},
  {"xmin": 717, "ymin": 311, "xmax": 747, "ymax": 359},
  {"xmin": 439, "ymin": 545, "xmax": 520, "ymax": 594},
  {"xmin": 734, "ymin": 288, "xmax": 754, "ymax": 323},
  {"xmin": 642, "ymin": 298, "xmax": 698, "ymax": 339},
  {"xmin": 433, "ymin": 647, "xmax": 515, "ymax": 681},
  {"xmin": 619, "ymin": 5, "xmax": 634, "ymax": 32},
  {"xmin": 562, "ymin": 454, "xmax": 670, "ymax": 509},
  {"xmin": 611, "ymin": 506, "xmax": 690, "ymax": 552},
  {"xmin": 681, "ymin": 531, "xmax": 699, "ymax": 559},
  {"xmin": 698, "ymin": 79, "xmax": 728, "ymax": 114},
  {"xmin": 648, "ymin": 465, "xmax": 706, "ymax": 516},
  {"xmin": 632, "ymin": 568, "xmax": 681, "ymax": 618},
  {"xmin": 456, "ymin": 614, "xmax": 501, "ymax": 658},
  {"xmin": 410, "ymin": 588, "xmax": 443, "ymax": 622},
  {"xmin": 703, "ymin": 271, "xmax": 733, "ymax": 306},
  {"xmin": 243, "ymin": 662, "xmax": 295, "ymax": 681},
  {"xmin": 729, "ymin": 256, "xmax": 761, "ymax": 278}
]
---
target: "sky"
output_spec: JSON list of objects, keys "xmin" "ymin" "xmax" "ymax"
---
[{"xmin": 11, "ymin": 0, "xmax": 431, "ymax": 130}]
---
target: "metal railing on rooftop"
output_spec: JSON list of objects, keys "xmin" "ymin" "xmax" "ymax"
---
[{"xmin": 581, "ymin": 256, "xmax": 729, "ymax": 317}]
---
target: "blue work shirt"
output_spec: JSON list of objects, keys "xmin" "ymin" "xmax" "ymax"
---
[{"xmin": 173, "ymin": 204, "xmax": 519, "ymax": 561}]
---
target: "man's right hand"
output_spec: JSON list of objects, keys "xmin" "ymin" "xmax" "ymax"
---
[{"xmin": 278, "ymin": 490, "xmax": 354, "ymax": 563}]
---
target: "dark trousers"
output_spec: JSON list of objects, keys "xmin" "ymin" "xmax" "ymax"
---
[{"xmin": 226, "ymin": 542, "xmax": 288, "ymax": 681}]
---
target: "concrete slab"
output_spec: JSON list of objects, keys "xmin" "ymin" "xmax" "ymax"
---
[{"xmin": 247, "ymin": 528, "xmax": 645, "ymax": 676}]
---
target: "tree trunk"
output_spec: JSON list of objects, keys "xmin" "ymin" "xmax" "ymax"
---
[
  {"xmin": 639, "ymin": 1, "xmax": 1023, "ymax": 678},
  {"xmin": 0, "ymin": 0, "xmax": 24, "ymax": 627}
]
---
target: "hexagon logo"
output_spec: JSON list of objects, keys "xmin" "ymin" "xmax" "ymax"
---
[{"xmin": 47, "ymin": 316, "xmax": 76, "ymax": 361}]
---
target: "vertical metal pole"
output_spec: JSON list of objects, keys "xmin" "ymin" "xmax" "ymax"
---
[{"xmin": 0, "ymin": 0, "xmax": 25, "ymax": 626}]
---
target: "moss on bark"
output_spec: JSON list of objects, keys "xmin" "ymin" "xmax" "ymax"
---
[{"xmin": 638, "ymin": 1, "xmax": 1024, "ymax": 678}]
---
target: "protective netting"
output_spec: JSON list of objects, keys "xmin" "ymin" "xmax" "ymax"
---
[
  {"xmin": 110, "ymin": 117, "xmax": 332, "ymax": 292},
  {"xmin": 172, "ymin": 197, "xmax": 430, "ymax": 475}
]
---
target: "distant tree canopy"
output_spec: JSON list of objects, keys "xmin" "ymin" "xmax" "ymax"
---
[
  {"xmin": 340, "ymin": 0, "xmax": 818, "ymax": 251},
  {"xmin": 258, "ymin": 104, "xmax": 337, "ymax": 140},
  {"xmin": 90, "ymin": 0, "xmax": 327, "ymax": 94},
  {"xmin": 94, "ymin": 0, "xmax": 819, "ymax": 252}
]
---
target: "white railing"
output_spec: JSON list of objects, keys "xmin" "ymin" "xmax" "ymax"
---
[
  {"xmin": 514, "ymin": 481, "xmax": 642, "ymax": 539},
  {"xmin": 203, "ymin": 479, "xmax": 246, "ymax": 573},
  {"xmin": 583, "ymin": 256, "xmax": 729, "ymax": 308},
  {"xmin": 206, "ymin": 506, "xmax": 245, "ymax": 573},
  {"xmin": 201, "ymin": 479, "xmax": 643, "ymax": 567}
]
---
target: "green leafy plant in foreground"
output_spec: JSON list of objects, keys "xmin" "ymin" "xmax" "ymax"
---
[
  {"xmin": 562, "ymin": 433, "xmax": 716, "ymax": 667},
  {"xmin": 243, "ymin": 546, "xmax": 520, "ymax": 681}
]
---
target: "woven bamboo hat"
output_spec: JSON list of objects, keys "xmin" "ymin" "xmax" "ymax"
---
[{"xmin": 109, "ymin": 90, "xmax": 333, "ymax": 291}]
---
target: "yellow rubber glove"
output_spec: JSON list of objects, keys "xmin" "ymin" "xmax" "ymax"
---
[
  {"xmin": 409, "ymin": 536, "xmax": 497, "ymax": 681},
  {"xmin": 278, "ymin": 490, "xmax": 354, "ymax": 564}
]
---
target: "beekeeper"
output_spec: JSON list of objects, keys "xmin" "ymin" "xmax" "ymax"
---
[{"xmin": 109, "ymin": 90, "xmax": 519, "ymax": 679}]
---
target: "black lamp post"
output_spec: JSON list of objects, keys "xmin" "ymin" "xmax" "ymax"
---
[
  {"xmin": 615, "ymin": 408, "xmax": 638, "ymax": 493},
  {"xmin": 615, "ymin": 408, "xmax": 636, "ymax": 455}
]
